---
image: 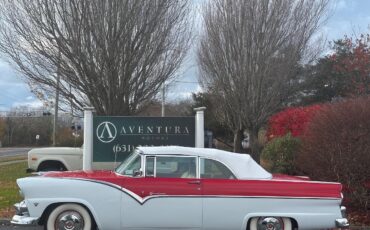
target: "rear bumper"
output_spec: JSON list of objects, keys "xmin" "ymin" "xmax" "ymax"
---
[
  {"xmin": 336, "ymin": 206, "xmax": 349, "ymax": 228},
  {"xmin": 335, "ymin": 218, "xmax": 349, "ymax": 228},
  {"xmin": 11, "ymin": 201, "xmax": 39, "ymax": 226}
]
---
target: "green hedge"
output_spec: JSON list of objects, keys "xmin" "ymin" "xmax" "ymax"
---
[{"xmin": 261, "ymin": 133, "xmax": 300, "ymax": 175}]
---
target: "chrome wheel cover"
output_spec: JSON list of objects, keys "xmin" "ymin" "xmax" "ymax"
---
[
  {"xmin": 257, "ymin": 217, "xmax": 284, "ymax": 230},
  {"xmin": 55, "ymin": 211, "xmax": 84, "ymax": 230}
]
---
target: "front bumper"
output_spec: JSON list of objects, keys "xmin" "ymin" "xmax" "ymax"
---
[
  {"xmin": 11, "ymin": 201, "xmax": 39, "ymax": 226},
  {"xmin": 11, "ymin": 215, "xmax": 39, "ymax": 225}
]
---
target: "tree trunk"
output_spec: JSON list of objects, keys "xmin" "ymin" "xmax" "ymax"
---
[
  {"xmin": 233, "ymin": 129, "xmax": 243, "ymax": 153},
  {"xmin": 249, "ymin": 128, "xmax": 262, "ymax": 163}
]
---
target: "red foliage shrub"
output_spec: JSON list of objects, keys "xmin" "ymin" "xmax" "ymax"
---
[
  {"xmin": 296, "ymin": 97, "xmax": 370, "ymax": 209},
  {"xmin": 267, "ymin": 104, "xmax": 323, "ymax": 140},
  {"xmin": 331, "ymin": 34, "xmax": 370, "ymax": 96}
]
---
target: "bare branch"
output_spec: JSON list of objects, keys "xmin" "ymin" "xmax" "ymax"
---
[
  {"xmin": 198, "ymin": 0, "xmax": 329, "ymax": 158},
  {"xmin": 0, "ymin": 0, "xmax": 191, "ymax": 115}
]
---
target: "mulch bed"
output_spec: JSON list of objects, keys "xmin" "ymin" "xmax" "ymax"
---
[{"xmin": 347, "ymin": 209, "xmax": 370, "ymax": 227}]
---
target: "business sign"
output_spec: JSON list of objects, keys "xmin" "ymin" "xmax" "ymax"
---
[{"xmin": 93, "ymin": 116, "xmax": 195, "ymax": 162}]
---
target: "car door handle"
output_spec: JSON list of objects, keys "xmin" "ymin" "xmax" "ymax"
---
[{"xmin": 188, "ymin": 180, "xmax": 201, "ymax": 185}]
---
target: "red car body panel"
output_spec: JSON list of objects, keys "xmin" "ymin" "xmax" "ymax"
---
[{"xmin": 44, "ymin": 170, "xmax": 342, "ymax": 199}]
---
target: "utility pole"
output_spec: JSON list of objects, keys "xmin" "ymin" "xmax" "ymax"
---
[
  {"xmin": 53, "ymin": 52, "xmax": 61, "ymax": 146},
  {"xmin": 161, "ymin": 83, "xmax": 165, "ymax": 117}
]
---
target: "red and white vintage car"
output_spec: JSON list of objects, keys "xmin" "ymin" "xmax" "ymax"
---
[{"xmin": 12, "ymin": 146, "xmax": 348, "ymax": 230}]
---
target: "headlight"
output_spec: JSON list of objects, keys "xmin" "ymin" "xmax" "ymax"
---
[{"xmin": 14, "ymin": 200, "xmax": 28, "ymax": 215}]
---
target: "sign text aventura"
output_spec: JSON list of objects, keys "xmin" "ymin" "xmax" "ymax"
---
[
  {"xmin": 120, "ymin": 125, "xmax": 190, "ymax": 135},
  {"xmin": 93, "ymin": 117, "xmax": 195, "ymax": 162}
]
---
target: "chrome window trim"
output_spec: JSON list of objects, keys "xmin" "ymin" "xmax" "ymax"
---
[
  {"xmin": 197, "ymin": 157, "xmax": 200, "ymax": 179},
  {"xmin": 141, "ymin": 153, "xmax": 145, "ymax": 177}
]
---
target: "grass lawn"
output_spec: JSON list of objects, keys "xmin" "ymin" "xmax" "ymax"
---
[
  {"xmin": 0, "ymin": 161, "xmax": 28, "ymax": 219},
  {"xmin": 0, "ymin": 155, "xmax": 26, "ymax": 163}
]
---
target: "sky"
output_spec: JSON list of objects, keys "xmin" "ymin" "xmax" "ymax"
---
[{"xmin": 0, "ymin": 0, "xmax": 370, "ymax": 111}]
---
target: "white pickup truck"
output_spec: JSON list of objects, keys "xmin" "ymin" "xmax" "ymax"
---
[{"xmin": 27, "ymin": 147, "xmax": 83, "ymax": 172}]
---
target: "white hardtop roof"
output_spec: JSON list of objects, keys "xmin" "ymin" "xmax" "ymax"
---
[{"xmin": 136, "ymin": 146, "xmax": 272, "ymax": 180}]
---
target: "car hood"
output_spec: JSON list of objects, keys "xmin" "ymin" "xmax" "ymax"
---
[{"xmin": 28, "ymin": 147, "xmax": 82, "ymax": 155}]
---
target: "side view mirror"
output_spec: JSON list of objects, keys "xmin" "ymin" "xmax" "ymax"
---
[{"xmin": 133, "ymin": 169, "xmax": 143, "ymax": 177}]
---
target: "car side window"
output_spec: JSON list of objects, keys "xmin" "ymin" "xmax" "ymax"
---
[
  {"xmin": 154, "ymin": 156, "xmax": 197, "ymax": 178},
  {"xmin": 145, "ymin": 156, "xmax": 155, "ymax": 177},
  {"xmin": 200, "ymin": 158, "xmax": 236, "ymax": 179}
]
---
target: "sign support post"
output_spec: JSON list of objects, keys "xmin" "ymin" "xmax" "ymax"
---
[
  {"xmin": 83, "ymin": 107, "xmax": 94, "ymax": 170},
  {"xmin": 194, "ymin": 107, "xmax": 206, "ymax": 148}
]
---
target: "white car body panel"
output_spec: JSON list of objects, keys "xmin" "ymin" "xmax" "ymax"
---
[
  {"xmin": 202, "ymin": 198, "xmax": 342, "ymax": 230},
  {"xmin": 17, "ymin": 176, "xmax": 343, "ymax": 230},
  {"xmin": 28, "ymin": 147, "xmax": 82, "ymax": 171},
  {"xmin": 122, "ymin": 196, "xmax": 202, "ymax": 229},
  {"xmin": 17, "ymin": 177, "xmax": 121, "ymax": 230}
]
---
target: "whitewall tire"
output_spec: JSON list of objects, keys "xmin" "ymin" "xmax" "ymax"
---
[
  {"xmin": 249, "ymin": 217, "xmax": 292, "ymax": 230},
  {"xmin": 46, "ymin": 204, "xmax": 92, "ymax": 230}
]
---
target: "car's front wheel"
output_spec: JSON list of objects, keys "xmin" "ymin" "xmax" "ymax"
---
[
  {"xmin": 46, "ymin": 204, "xmax": 92, "ymax": 230},
  {"xmin": 249, "ymin": 217, "xmax": 292, "ymax": 230}
]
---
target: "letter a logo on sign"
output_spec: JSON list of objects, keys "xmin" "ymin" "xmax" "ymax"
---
[{"xmin": 96, "ymin": 121, "xmax": 117, "ymax": 143}]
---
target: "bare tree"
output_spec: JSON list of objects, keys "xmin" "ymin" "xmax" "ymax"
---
[
  {"xmin": 0, "ymin": 0, "xmax": 190, "ymax": 115},
  {"xmin": 198, "ymin": 0, "xmax": 329, "ymax": 160}
]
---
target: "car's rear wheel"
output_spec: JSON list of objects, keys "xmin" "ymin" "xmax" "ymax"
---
[
  {"xmin": 249, "ymin": 217, "xmax": 292, "ymax": 230},
  {"xmin": 46, "ymin": 204, "xmax": 92, "ymax": 230}
]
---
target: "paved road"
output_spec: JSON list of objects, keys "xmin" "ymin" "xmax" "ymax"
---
[
  {"xmin": 0, "ymin": 222, "xmax": 42, "ymax": 230},
  {"xmin": 0, "ymin": 148, "xmax": 32, "ymax": 158}
]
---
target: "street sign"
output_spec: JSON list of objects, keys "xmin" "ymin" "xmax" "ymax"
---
[{"xmin": 93, "ymin": 116, "xmax": 195, "ymax": 162}]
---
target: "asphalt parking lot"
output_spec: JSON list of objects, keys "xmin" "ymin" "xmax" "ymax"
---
[{"xmin": 0, "ymin": 221, "xmax": 41, "ymax": 230}]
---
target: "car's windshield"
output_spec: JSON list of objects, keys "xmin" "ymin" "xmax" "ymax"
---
[{"xmin": 115, "ymin": 151, "xmax": 142, "ymax": 176}]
